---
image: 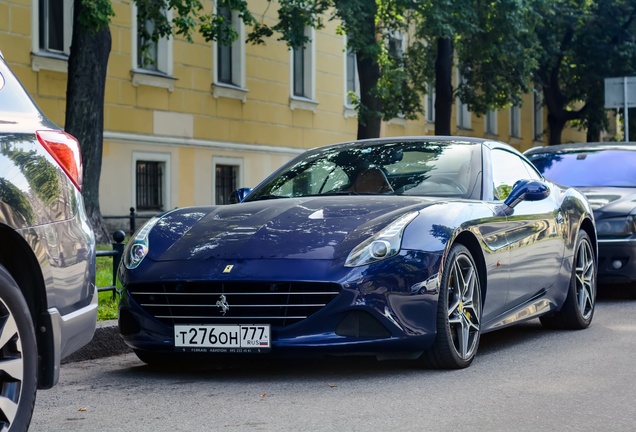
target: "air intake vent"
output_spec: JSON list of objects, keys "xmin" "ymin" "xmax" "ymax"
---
[{"xmin": 336, "ymin": 310, "xmax": 391, "ymax": 338}]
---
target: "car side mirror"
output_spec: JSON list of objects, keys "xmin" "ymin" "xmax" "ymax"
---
[
  {"xmin": 229, "ymin": 187, "xmax": 252, "ymax": 204},
  {"xmin": 496, "ymin": 180, "xmax": 550, "ymax": 216},
  {"xmin": 504, "ymin": 179, "xmax": 550, "ymax": 208}
]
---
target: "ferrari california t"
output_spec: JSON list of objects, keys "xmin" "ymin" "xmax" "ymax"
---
[
  {"xmin": 525, "ymin": 143, "xmax": 636, "ymax": 286},
  {"xmin": 118, "ymin": 137, "xmax": 597, "ymax": 369}
]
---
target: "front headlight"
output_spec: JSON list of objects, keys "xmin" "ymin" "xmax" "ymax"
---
[
  {"xmin": 122, "ymin": 215, "xmax": 163, "ymax": 269},
  {"xmin": 345, "ymin": 211, "xmax": 419, "ymax": 267},
  {"xmin": 596, "ymin": 215, "xmax": 636, "ymax": 237}
]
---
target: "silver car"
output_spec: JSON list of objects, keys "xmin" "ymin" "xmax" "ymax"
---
[{"xmin": 0, "ymin": 54, "xmax": 96, "ymax": 429}]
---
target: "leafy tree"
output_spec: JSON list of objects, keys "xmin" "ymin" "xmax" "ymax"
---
[
  {"xmin": 405, "ymin": 0, "xmax": 540, "ymax": 135},
  {"xmin": 533, "ymin": 0, "xmax": 636, "ymax": 144}
]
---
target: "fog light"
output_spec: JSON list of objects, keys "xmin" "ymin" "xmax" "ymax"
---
[{"xmin": 612, "ymin": 260, "xmax": 623, "ymax": 270}]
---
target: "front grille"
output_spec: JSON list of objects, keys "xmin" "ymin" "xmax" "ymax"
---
[{"xmin": 128, "ymin": 281, "xmax": 341, "ymax": 327}]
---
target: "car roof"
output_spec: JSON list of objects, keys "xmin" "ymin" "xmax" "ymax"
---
[
  {"xmin": 308, "ymin": 135, "xmax": 512, "ymax": 154},
  {"xmin": 524, "ymin": 142, "xmax": 636, "ymax": 156}
]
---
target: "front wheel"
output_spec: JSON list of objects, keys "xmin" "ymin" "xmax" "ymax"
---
[
  {"xmin": 540, "ymin": 229, "xmax": 596, "ymax": 330},
  {"xmin": 420, "ymin": 244, "xmax": 482, "ymax": 369},
  {"xmin": 0, "ymin": 266, "xmax": 38, "ymax": 432}
]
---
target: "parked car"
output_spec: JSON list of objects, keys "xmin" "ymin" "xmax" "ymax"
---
[
  {"xmin": 0, "ymin": 54, "xmax": 97, "ymax": 429},
  {"xmin": 525, "ymin": 143, "xmax": 636, "ymax": 286},
  {"xmin": 119, "ymin": 137, "xmax": 597, "ymax": 370}
]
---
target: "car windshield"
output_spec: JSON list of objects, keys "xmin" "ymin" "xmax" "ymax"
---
[
  {"xmin": 245, "ymin": 140, "xmax": 481, "ymax": 200},
  {"xmin": 528, "ymin": 149, "xmax": 636, "ymax": 187}
]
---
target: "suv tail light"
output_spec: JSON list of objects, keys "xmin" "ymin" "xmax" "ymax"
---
[{"xmin": 36, "ymin": 130, "xmax": 83, "ymax": 191}]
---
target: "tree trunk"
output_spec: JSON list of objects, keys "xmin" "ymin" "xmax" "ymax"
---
[
  {"xmin": 356, "ymin": 53, "xmax": 382, "ymax": 139},
  {"xmin": 434, "ymin": 37, "xmax": 454, "ymax": 136},
  {"xmin": 348, "ymin": 0, "xmax": 381, "ymax": 140},
  {"xmin": 65, "ymin": 0, "xmax": 112, "ymax": 244},
  {"xmin": 547, "ymin": 112, "xmax": 565, "ymax": 145}
]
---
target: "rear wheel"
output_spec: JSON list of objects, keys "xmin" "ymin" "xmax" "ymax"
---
[
  {"xmin": 540, "ymin": 229, "xmax": 596, "ymax": 330},
  {"xmin": 420, "ymin": 244, "xmax": 482, "ymax": 369},
  {"xmin": 0, "ymin": 266, "xmax": 37, "ymax": 432}
]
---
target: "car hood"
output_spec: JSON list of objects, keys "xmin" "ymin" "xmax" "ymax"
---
[
  {"xmin": 576, "ymin": 187, "xmax": 636, "ymax": 217},
  {"xmin": 152, "ymin": 196, "xmax": 436, "ymax": 261}
]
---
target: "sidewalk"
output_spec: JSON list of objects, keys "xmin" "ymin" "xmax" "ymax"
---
[{"xmin": 61, "ymin": 319, "xmax": 131, "ymax": 364}]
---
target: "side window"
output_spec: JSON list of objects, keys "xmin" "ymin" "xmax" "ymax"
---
[{"xmin": 491, "ymin": 149, "xmax": 541, "ymax": 200}]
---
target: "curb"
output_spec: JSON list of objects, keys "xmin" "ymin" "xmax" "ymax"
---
[{"xmin": 61, "ymin": 319, "xmax": 132, "ymax": 364}]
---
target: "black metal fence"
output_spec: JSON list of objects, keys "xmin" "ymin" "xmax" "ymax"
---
[
  {"xmin": 103, "ymin": 207, "xmax": 138, "ymax": 236},
  {"xmin": 96, "ymin": 230, "xmax": 126, "ymax": 299}
]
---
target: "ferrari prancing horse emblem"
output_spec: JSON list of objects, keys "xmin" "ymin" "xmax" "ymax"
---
[
  {"xmin": 216, "ymin": 295, "xmax": 230, "ymax": 315},
  {"xmin": 223, "ymin": 265, "xmax": 234, "ymax": 273}
]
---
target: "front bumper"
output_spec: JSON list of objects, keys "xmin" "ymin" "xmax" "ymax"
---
[
  {"xmin": 118, "ymin": 251, "xmax": 441, "ymax": 360},
  {"xmin": 597, "ymin": 238, "xmax": 636, "ymax": 284}
]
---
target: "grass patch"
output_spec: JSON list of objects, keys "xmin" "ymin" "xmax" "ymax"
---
[{"xmin": 96, "ymin": 245, "xmax": 122, "ymax": 321}]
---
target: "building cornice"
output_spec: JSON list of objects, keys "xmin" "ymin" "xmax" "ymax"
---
[{"xmin": 103, "ymin": 131, "xmax": 306, "ymax": 156}]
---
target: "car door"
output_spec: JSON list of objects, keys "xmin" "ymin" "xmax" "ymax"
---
[{"xmin": 490, "ymin": 148, "xmax": 565, "ymax": 308}]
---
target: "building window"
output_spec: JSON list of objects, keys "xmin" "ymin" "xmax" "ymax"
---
[
  {"xmin": 136, "ymin": 161, "xmax": 164, "ymax": 211},
  {"xmin": 426, "ymin": 84, "xmax": 435, "ymax": 123},
  {"xmin": 345, "ymin": 46, "xmax": 358, "ymax": 107},
  {"xmin": 133, "ymin": 152, "xmax": 171, "ymax": 213},
  {"xmin": 457, "ymin": 74, "xmax": 471, "ymax": 129},
  {"xmin": 217, "ymin": 4, "xmax": 233, "ymax": 84},
  {"xmin": 212, "ymin": 1, "xmax": 247, "ymax": 101},
  {"xmin": 486, "ymin": 110, "xmax": 497, "ymax": 135},
  {"xmin": 35, "ymin": 0, "xmax": 72, "ymax": 56},
  {"xmin": 215, "ymin": 165, "xmax": 238, "ymax": 205},
  {"xmin": 213, "ymin": 157, "xmax": 243, "ymax": 205},
  {"xmin": 290, "ymin": 26, "xmax": 315, "ymax": 101},
  {"xmin": 293, "ymin": 45, "xmax": 306, "ymax": 97},
  {"xmin": 133, "ymin": 5, "xmax": 172, "ymax": 75},
  {"xmin": 534, "ymin": 91, "xmax": 544, "ymax": 141},
  {"xmin": 510, "ymin": 104, "xmax": 521, "ymax": 138}
]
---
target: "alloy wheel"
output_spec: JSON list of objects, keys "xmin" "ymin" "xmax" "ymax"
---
[{"xmin": 447, "ymin": 253, "xmax": 481, "ymax": 360}]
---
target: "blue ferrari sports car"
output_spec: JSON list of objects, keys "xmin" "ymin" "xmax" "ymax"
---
[{"xmin": 118, "ymin": 137, "xmax": 597, "ymax": 369}]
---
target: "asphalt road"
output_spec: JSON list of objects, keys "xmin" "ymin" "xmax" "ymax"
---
[{"xmin": 31, "ymin": 288, "xmax": 636, "ymax": 432}]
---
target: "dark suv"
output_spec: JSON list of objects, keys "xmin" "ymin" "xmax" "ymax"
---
[{"xmin": 0, "ymin": 54, "xmax": 96, "ymax": 429}]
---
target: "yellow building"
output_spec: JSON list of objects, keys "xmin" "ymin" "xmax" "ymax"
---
[{"xmin": 0, "ymin": 0, "xmax": 586, "ymax": 225}]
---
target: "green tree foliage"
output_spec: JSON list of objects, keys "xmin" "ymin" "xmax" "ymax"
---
[
  {"xmin": 405, "ymin": 0, "xmax": 539, "ymax": 135},
  {"xmin": 533, "ymin": 0, "xmax": 636, "ymax": 144}
]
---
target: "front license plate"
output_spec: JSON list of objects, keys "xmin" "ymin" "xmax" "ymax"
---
[{"xmin": 174, "ymin": 325, "xmax": 271, "ymax": 353}]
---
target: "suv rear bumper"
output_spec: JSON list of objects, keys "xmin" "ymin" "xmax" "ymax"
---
[{"xmin": 43, "ymin": 283, "xmax": 97, "ymax": 387}]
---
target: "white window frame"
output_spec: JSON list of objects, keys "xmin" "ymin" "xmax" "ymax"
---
[
  {"xmin": 456, "ymin": 72, "xmax": 471, "ymax": 129},
  {"xmin": 132, "ymin": 152, "xmax": 171, "ymax": 215},
  {"xmin": 30, "ymin": 0, "xmax": 73, "ymax": 72},
  {"xmin": 212, "ymin": 156, "xmax": 244, "ymax": 205},
  {"xmin": 343, "ymin": 36, "xmax": 359, "ymax": 118},
  {"xmin": 131, "ymin": 5, "xmax": 175, "ymax": 91},
  {"xmin": 212, "ymin": 1, "xmax": 248, "ymax": 102},
  {"xmin": 510, "ymin": 104, "xmax": 521, "ymax": 138},
  {"xmin": 533, "ymin": 90, "xmax": 544, "ymax": 141},
  {"xmin": 289, "ymin": 26, "xmax": 318, "ymax": 112},
  {"xmin": 485, "ymin": 110, "xmax": 497, "ymax": 135}
]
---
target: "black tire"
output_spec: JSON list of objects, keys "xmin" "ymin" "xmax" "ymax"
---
[
  {"xmin": 420, "ymin": 244, "xmax": 482, "ymax": 369},
  {"xmin": 540, "ymin": 230, "xmax": 596, "ymax": 330},
  {"xmin": 0, "ymin": 266, "xmax": 38, "ymax": 432}
]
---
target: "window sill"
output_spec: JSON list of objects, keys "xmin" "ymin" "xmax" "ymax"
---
[
  {"xmin": 387, "ymin": 117, "xmax": 407, "ymax": 126},
  {"xmin": 212, "ymin": 83, "xmax": 248, "ymax": 103},
  {"xmin": 290, "ymin": 96, "xmax": 319, "ymax": 113},
  {"xmin": 31, "ymin": 52, "xmax": 68, "ymax": 73},
  {"xmin": 343, "ymin": 105, "xmax": 357, "ymax": 118},
  {"xmin": 131, "ymin": 69, "xmax": 176, "ymax": 92}
]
